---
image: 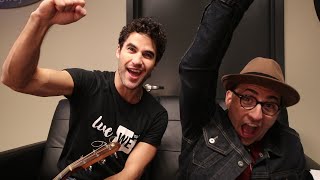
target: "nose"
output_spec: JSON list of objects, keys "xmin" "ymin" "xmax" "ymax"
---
[
  {"xmin": 132, "ymin": 54, "xmax": 143, "ymax": 66},
  {"xmin": 248, "ymin": 104, "xmax": 263, "ymax": 121}
]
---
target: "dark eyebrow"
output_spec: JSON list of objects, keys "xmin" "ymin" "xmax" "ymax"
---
[
  {"xmin": 126, "ymin": 43, "xmax": 155, "ymax": 56},
  {"xmin": 244, "ymin": 88, "xmax": 258, "ymax": 95},
  {"xmin": 243, "ymin": 88, "xmax": 280, "ymax": 102},
  {"xmin": 126, "ymin": 43, "xmax": 137, "ymax": 49},
  {"xmin": 143, "ymin": 50, "xmax": 155, "ymax": 58}
]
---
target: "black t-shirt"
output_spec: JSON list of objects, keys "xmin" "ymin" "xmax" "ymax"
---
[{"xmin": 57, "ymin": 69, "xmax": 168, "ymax": 180}]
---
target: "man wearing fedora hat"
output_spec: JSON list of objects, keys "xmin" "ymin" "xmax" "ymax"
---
[{"xmin": 178, "ymin": 0, "xmax": 312, "ymax": 179}]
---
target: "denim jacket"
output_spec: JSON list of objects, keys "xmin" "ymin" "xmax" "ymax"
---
[
  {"xmin": 178, "ymin": 0, "xmax": 312, "ymax": 179},
  {"xmin": 178, "ymin": 105, "xmax": 311, "ymax": 179}
]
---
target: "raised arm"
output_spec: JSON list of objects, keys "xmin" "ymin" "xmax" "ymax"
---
[
  {"xmin": 179, "ymin": 0, "xmax": 254, "ymax": 139},
  {"xmin": 1, "ymin": 0, "xmax": 87, "ymax": 96}
]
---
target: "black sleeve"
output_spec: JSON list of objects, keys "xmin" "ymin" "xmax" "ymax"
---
[
  {"xmin": 179, "ymin": 0, "xmax": 254, "ymax": 140},
  {"xmin": 64, "ymin": 68, "xmax": 101, "ymax": 101},
  {"xmin": 142, "ymin": 110, "xmax": 168, "ymax": 147}
]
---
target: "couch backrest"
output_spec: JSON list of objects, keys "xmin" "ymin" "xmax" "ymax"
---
[
  {"xmin": 149, "ymin": 96, "xmax": 181, "ymax": 180},
  {"xmin": 39, "ymin": 99, "xmax": 70, "ymax": 179}
]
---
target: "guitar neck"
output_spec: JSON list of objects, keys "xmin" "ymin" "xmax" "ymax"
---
[
  {"xmin": 53, "ymin": 159, "xmax": 82, "ymax": 180},
  {"xmin": 53, "ymin": 142, "xmax": 120, "ymax": 180}
]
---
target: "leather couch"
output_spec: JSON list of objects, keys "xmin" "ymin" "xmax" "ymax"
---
[{"xmin": 0, "ymin": 96, "xmax": 319, "ymax": 180}]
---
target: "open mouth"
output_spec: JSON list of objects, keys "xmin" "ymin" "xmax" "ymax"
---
[
  {"xmin": 241, "ymin": 123, "xmax": 259, "ymax": 138},
  {"xmin": 127, "ymin": 68, "xmax": 142, "ymax": 79}
]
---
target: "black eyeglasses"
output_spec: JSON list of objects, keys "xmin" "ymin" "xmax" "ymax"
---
[{"xmin": 231, "ymin": 90, "xmax": 280, "ymax": 116}]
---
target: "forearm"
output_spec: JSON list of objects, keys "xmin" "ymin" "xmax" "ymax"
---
[
  {"xmin": 1, "ymin": 11, "xmax": 51, "ymax": 89},
  {"xmin": 105, "ymin": 142, "xmax": 156, "ymax": 180}
]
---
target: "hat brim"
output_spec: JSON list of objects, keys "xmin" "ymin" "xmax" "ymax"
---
[{"xmin": 221, "ymin": 74, "xmax": 300, "ymax": 107}]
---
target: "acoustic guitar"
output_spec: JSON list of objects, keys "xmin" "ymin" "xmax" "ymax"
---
[{"xmin": 53, "ymin": 142, "xmax": 121, "ymax": 180}]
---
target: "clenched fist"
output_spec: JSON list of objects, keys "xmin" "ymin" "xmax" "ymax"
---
[{"xmin": 33, "ymin": 0, "xmax": 87, "ymax": 26}]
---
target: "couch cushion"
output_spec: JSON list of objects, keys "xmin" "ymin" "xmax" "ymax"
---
[
  {"xmin": 38, "ymin": 99, "xmax": 70, "ymax": 180},
  {"xmin": 149, "ymin": 96, "xmax": 181, "ymax": 180}
]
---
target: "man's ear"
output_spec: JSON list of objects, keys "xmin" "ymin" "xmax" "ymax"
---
[
  {"xmin": 116, "ymin": 45, "xmax": 120, "ymax": 59},
  {"xmin": 225, "ymin": 90, "xmax": 233, "ymax": 109}
]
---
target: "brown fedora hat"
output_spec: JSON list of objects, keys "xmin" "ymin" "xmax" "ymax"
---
[{"xmin": 221, "ymin": 57, "xmax": 300, "ymax": 107}]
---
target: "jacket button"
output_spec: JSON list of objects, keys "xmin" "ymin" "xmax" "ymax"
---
[
  {"xmin": 259, "ymin": 152, "xmax": 263, "ymax": 158},
  {"xmin": 209, "ymin": 138, "xmax": 216, "ymax": 144},
  {"xmin": 209, "ymin": 136, "xmax": 218, "ymax": 144},
  {"xmin": 238, "ymin": 161, "xmax": 244, "ymax": 167}
]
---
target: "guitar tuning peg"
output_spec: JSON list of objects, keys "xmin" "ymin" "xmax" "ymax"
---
[
  {"xmin": 99, "ymin": 159, "xmax": 106, "ymax": 165},
  {"xmin": 86, "ymin": 165, "xmax": 93, "ymax": 172},
  {"xmin": 114, "ymin": 152, "xmax": 118, "ymax": 159}
]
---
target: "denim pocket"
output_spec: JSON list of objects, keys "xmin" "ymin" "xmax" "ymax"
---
[{"xmin": 192, "ymin": 137, "xmax": 226, "ymax": 168}]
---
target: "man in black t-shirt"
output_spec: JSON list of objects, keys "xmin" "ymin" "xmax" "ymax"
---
[{"xmin": 1, "ymin": 0, "xmax": 168, "ymax": 179}]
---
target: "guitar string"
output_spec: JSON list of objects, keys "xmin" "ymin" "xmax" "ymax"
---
[
  {"xmin": 55, "ymin": 144, "xmax": 109, "ymax": 179},
  {"xmin": 68, "ymin": 136, "xmax": 119, "ymax": 169},
  {"xmin": 55, "ymin": 137, "xmax": 119, "ymax": 179},
  {"xmin": 71, "ymin": 141, "xmax": 119, "ymax": 168},
  {"xmin": 71, "ymin": 143, "xmax": 109, "ymax": 168}
]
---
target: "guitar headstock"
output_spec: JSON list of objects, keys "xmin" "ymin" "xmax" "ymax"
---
[
  {"xmin": 72, "ymin": 142, "xmax": 121, "ymax": 170},
  {"xmin": 54, "ymin": 142, "xmax": 121, "ymax": 180}
]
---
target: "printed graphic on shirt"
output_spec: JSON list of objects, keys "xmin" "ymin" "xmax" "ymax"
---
[
  {"xmin": 92, "ymin": 116, "xmax": 139, "ymax": 154},
  {"xmin": 113, "ymin": 125, "xmax": 139, "ymax": 154},
  {"xmin": 92, "ymin": 116, "xmax": 113, "ymax": 138}
]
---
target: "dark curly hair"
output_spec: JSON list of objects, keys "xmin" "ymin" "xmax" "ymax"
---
[{"xmin": 118, "ymin": 17, "xmax": 167, "ymax": 63}]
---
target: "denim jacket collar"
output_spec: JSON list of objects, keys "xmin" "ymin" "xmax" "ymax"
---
[
  {"xmin": 203, "ymin": 106, "xmax": 252, "ymax": 165},
  {"xmin": 203, "ymin": 106, "xmax": 286, "ymax": 163}
]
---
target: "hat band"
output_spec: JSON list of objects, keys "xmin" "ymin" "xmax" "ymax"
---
[{"xmin": 243, "ymin": 72, "xmax": 279, "ymax": 80}]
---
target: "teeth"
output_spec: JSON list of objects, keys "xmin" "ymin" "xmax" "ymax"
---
[
  {"xmin": 247, "ymin": 123, "xmax": 258, "ymax": 127},
  {"xmin": 131, "ymin": 69, "xmax": 141, "ymax": 73}
]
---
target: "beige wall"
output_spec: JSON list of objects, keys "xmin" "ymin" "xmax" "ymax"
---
[
  {"xmin": 285, "ymin": 0, "xmax": 320, "ymax": 163},
  {"xmin": 0, "ymin": 1, "xmax": 125, "ymax": 151},
  {"xmin": 0, "ymin": 0, "xmax": 319, "ymax": 164}
]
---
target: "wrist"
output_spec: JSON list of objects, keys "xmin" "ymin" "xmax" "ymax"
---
[{"xmin": 30, "ymin": 10, "xmax": 53, "ymax": 30}]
